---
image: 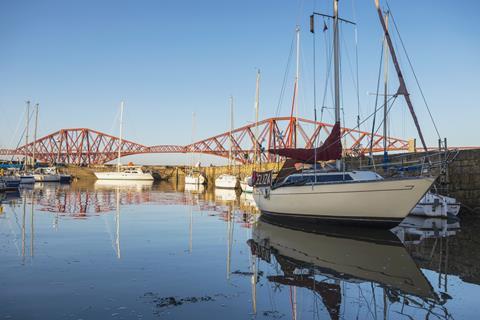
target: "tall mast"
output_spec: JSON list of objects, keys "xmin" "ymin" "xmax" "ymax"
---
[
  {"xmin": 294, "ymin": 26, "xmax": 300, "ymax": 148},
  {"xmin": 383, "ymin": 11, "xmax": 389, "ymax": 157},
  {"xmin": 32, "ymin": 103, "xmax": 39, "ymax": 168},
  {"xmin": 333, "ymin": 0, "xmax": 341, "ymax": 124},
  {"xmin": 374, "ymin": 0, "xmax": 428, "ymax": 151},
  {"xmin": 333, "ymin": 0, "xmax": 342, "ymax": 170},
  {"xmin": 228, "ymin": 96, "xmax": 234, "ymax": 170},
  {"xmin": 25, "ymin": 101, "xmax": 30, "ymax": 168},
  {"xmin": 254, "ymin": 70, "xmax": 260, "ymax": 165},
  {"xmin": 190, "ymin": 112, "xmax": 196, "ymax": 172},
  {"xmin": 117, "ymin": 101, "xmax": 124, "ymax": 172}
]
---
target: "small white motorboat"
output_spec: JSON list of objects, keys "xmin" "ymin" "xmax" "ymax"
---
[
  {"xmin": 95, "ymin": 166, "xmax": 154, "ymax": 181},
  {"xmin": 94, "ymin": 102, "xmax": 154, "ymax": 181},
  {"xmin": 240, "ymin": 176, "xmax": 253, "ymax": 193},
  {"xmin": 410, "ymin": 192, "xmax": 460, "ymax": 217},
  {"xmin": 19, "ymin": 174, "xmax": 35, "ymax": 184},
  {"xmin": 33, "ymin": 167, "xmax": 61, "ymax": 182},
  {"xmin": 215, "ymin": 174, "xmax": 239, "ymax": 189},
  {"xmin": 185, "ymin": 173, "xmax": 206, "ymax": 185}
]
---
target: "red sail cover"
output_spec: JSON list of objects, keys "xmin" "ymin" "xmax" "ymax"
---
[{"xmin": 269, "ymin": 121, "xmax": 342, "ymax": 163}]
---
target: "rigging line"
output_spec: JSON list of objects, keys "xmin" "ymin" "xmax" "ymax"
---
[
  {"xmin": 328, "ymin": 22, "xmax": 336, "ymax": 120},
  {"xmin": 300, "ymin": 33, "xmax": 312, "ymax": 122},
  {"xmin": 8, "ymin": 107, "xmax": 29, "ymax": 149},
  {"xmin": 386, "ymin": 1, "xmax": 441, "ymax": 140},
  {"xmin": 373, "ymin": 96, "xmax": 398, "ymax": 140},
  {"xmin": 4, "ymin": 105, "xmax": 25, "ymax": 149},
  {"xmin": 340, "ymin": 25, "xmax": 359, "ymax": 97},
  {"xmin": 352, "ymin": 0, "xmax": 362, "ymax": 132},
  {"xmin": 275, "ymin": 34, "xmax": 295, "ymax": 117},
  {"xmin": 295, "ymin": 0, "xmax": 305, "ymax": 27},
  {"xmin": 304, "ymin": 94, "xmax": 396, "ymax": 161},
  {"xmin": 370, "ymin": 43, "xmax": 385, "ymax": 156},
  {"xmin": 8, "ymin": 107, "xmax": 37, "ymax": 163}
]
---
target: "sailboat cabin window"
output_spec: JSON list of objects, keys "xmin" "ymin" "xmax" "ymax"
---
[{"xmin": 285, "ymin": 174, "xmax": 353, "ymax": 185}]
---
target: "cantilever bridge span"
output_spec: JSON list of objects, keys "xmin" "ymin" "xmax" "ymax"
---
[{"xmin": 0, "ymin": 117, "xmax": 410, "ymax": 166}]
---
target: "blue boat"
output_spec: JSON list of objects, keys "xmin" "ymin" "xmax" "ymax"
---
[
  {"xmin": 2, "ymin": 176, "xmax": 21, "ymax": 190},
  {"xmin": 59, "ymin": 174, "xmax": 72, "ymax": 183}
]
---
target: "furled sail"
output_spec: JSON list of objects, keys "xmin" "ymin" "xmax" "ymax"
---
[{"xmin": 269, "ymin": 121, "xmax": 342, "ymax": 163}]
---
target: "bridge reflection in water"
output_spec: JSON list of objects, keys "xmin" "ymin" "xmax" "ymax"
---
[
  {"xmin": 13, "ymin": 181, "xmax": 258, "ymax": 219},
  {"xmin": 0, "ymin": 181, "xmax": 475, "ymax": 319}
]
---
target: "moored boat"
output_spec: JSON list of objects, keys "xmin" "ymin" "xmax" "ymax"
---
[
  {"xmin": 2, "ymin": 175, "xmax": 21, "ymax": 190},
  {"xmin": 215, "ymin": 174, "xmax": 239, "ymax": 189},
  {"xmin": 254, "ymin": 169, "xmax": 434, "ymax": 228},
  {"xmin": 59, "ymin": 174, "xmax": 72, "ymax": 183},
  {"xmin": 185, "ymin": 173, "xmax": 206, "ymax": 185},
  {"xmin": 95, "ymin": 166, "xmax": 154, "ymax": 181},
  {"xmin": 240, "ymin": 176, "xmax": 253, "ymax": 193},
  {"xmin": 185, "ymin": 174, "xmax": 205, "ymax": 185},
  {"xmin": 93, "ymin": 102, "xmax": 154, "ymax": 182},
  {"xmin": 19, "ymin": 174, "xmax": 35, "ymax": 184},
  {"xmin": 33, "ymin": 167, "xmax": 61, "ymax": 182},
  {"xmin": 410, "ymin": 192, "xmax": 460, "ymax": 217},
  {"xmin": 252, "ymin": 0, "xmax": 437, "ymax": 228}
]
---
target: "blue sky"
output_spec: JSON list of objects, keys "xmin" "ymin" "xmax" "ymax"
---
[{"xmin": 0, "ymin": 0, "xmax": 479, "ymax": 165}]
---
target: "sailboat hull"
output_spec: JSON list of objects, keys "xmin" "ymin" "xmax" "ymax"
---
[
  {"xmin": 94, "ymin": 172, "xmax": 154, "ymax": 181},
  {"xmin": 185, "ymin": 175, "xmax": 206, "ymax": 185},
  {"xmin": 254, "ymin": 177, "xmax": 435, "ymax": 228},
  {"xmin": 215, "ymin": 174, "xmax": 239, "ymax": 189}
]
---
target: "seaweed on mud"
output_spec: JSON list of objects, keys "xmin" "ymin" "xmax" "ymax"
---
[{"xmin": 142, "ymin": 292, "xmax": 215, "ymax": 309}]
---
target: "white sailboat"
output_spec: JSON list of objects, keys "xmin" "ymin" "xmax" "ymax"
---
[
  {"xmin": 94, "ymin": 102, "xmax": 154, "ymax": 181},
  {"xmin": 215, "ymin": 96, "xmax": 239, "ymax": 189},
  {"xmin": 185, "ymin": 174, "xmax": 206, "ymax": 185},
  {"xmin": 33, "ymin": 166, "xmax": 61, "ymax": 182},
  {"xmin": 253, "ymin": 0, "xmax": 435, "ymax": 228},
  {"xmin": 185, "ymin": 113, "xmax": 206, "ymax": 185},
  {"xmin": 241, "ymin": 70, "xmax": 261, "ymax": 194},
  {"xmin": 19, "ymin": 101, "xmax": 35, "ymax": 184},
  {"xmin": 240, "ymin": 176, "xmax": 253, "ymax": 193}
]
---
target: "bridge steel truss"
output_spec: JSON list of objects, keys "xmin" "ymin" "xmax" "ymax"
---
[{"xmin": 0, "ymin": 117, "xmax": 409, "ymax": 165}]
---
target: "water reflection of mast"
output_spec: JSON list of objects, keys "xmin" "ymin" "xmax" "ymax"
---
[
  {"xmin": 22, "ymin": 192, "xmax": 26, "ymax": 262},
  {"xmin": 226, "ymin": 205, "xmax": 234, "ymax": 280},
  {"xmin": 115, "ymin": 187, "xmax": 121, "ymax": 259},
  {"xmin": 189, "ymin": 203, "xmax": 193, "ymax": 253},
  {"xmin": 250, "ymin": 229, "xmax": 257, "ymax": 315},
  {"xmin": 30, "ymin": 191, "xmax": 34, "ymax": 257}
]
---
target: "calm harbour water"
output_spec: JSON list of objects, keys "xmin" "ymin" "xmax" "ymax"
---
[{"xmin": 0, "ymin": 181, "xmax": 478, "ymax": 320}]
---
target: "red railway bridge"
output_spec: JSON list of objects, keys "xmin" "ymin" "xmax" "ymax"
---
[{"xmin": 0, "ymin": 117, "xmax": 411, "ymax": 166}]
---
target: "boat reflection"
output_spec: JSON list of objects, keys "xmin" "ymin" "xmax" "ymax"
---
[
  {"xmin": 214, "ymin": 188, "xmax": 238, "ymax": 203},
  {"xmin": 0, "ymin": 190, "xmax": 21, "ymax": 204},
  {"xmin": 94, "ymin": 179, "xmax": 153, "ymax": 191},
  {"xmin": 248, "ymin": 218, "xmax": 453, "ymax": 319},
  {"xmin": 184, "ymin": 183, "xmax": 205, "ymax": 194},
  {"xmin": 393, "ymin": 216, "xmax": 460, "ymax": 244}
]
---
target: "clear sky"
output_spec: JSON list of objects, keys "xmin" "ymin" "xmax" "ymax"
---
[{"xmin": 0, "ymin": 0, "xmax": 479, "ymax": 165}]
